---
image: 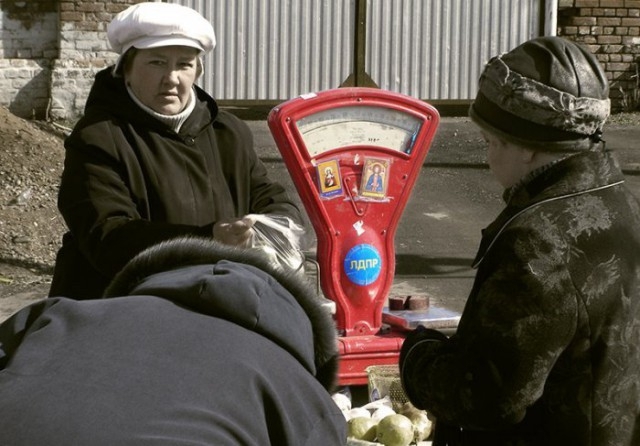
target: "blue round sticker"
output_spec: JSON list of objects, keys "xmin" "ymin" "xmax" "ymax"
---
[{"xmin": 343, "ymin": 244, "xmax": 382, "ymax": 286}]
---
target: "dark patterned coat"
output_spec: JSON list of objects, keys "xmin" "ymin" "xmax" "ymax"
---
[{"xmin": 400, "ymin": 149, "xmax": 640, "ymax": 446}]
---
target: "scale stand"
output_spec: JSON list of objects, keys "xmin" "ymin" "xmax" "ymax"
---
[{"xmin": 268, "ymin": 88, "xmax": 460, "ymax": 385}]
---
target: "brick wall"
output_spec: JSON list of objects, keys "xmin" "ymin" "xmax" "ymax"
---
[
  {"xmin": 0, "ymin": 1, "xmax": 58, "ymax": 119},
  {"xmin": 50, "ymin": 0, "xmax": 144, "ymax": 120},
  {"xmin": 558, "ymin": 0, "xmax": 640, "ymax": 111},
  {"xmin": 0, "ymin": 0, "xmax": 142, "ymax": 121},
  {"xmin": 1, "ymin": 1, "xmax": 639, "ymax": 120}
]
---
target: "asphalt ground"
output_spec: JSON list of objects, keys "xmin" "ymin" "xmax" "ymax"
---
[{"xmin": 1, "ymin": 117, "xmax": 639, "ymax": 323}]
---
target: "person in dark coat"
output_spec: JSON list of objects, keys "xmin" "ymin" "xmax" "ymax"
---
[
  {"xmin": 400, "ymin": 36, "xmax": 640, "ymax": 446},
  {"xmin": 0, "ymin": 237, "xmax": 346, "ymax": 445},
  {"xmin": 49, "ymin": 2, "xmax": 302, "ymax": 300}
]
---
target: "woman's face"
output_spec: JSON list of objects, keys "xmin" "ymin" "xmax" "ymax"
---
[
  {"xmin": 125, "ymin": 46, "xmax": 200, "ymax": 115},
  {"xmin": 482, "ymin": 130, "xmax": 531, "ymax": 189}
]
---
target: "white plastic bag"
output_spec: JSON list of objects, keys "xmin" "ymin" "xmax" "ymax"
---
[{"xmin": 244, "ymin": 214, "xmax": 305, "ymax": 271}]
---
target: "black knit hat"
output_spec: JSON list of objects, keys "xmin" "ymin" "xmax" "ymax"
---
[{"xmin": 469, "ymin": 36, "xmax": 610, "ymax": 151}]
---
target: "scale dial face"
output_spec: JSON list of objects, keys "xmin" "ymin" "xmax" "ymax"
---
[{"xmin": 295, "ymin": 105, "xmax": 422, "ymax": 157}]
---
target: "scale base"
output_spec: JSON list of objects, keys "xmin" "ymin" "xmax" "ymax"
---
[
  {"xmin": 337, "ymin": 305, "xmax": 462, "ymax": 386},
  {"xmin": 337, "ymin": 331, "xmax": 405, "ymax": 386}
]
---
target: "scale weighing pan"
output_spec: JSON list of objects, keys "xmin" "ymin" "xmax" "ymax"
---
[{"xmin": 382, "ymin": 307, "xmax": 460, "ymax": 334}]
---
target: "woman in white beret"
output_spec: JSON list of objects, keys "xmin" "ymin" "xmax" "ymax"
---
[{"xmin": 49, "ymin": 2, "xmax": 302, "ymax": 299}]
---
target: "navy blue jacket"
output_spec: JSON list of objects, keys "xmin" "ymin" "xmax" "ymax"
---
[{"xmin": 1, "ymin": 238, "xmax": 345, "ymax": 445}]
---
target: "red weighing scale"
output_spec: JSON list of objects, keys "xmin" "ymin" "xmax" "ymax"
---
[{"xmin": 268, "ymin": 88, "xmax": 459, "ymax": 385}]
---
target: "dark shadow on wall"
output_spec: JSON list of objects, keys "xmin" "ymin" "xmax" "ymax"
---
[
  {"xmin": 10, "ymin": 65, "xmax": 52, "ymax": 120},
  {"xmin": 611, "ymin": 57, "xmax": 640, "ymax": 113}
]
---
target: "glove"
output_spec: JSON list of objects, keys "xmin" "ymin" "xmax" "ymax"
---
[
  {"xmin": 399, "ymin": 326, "xmax": 448, "ymax": 408},
  {"xmin": 399, "ymin": 325, "xmax": 448, "ymax": 373}
]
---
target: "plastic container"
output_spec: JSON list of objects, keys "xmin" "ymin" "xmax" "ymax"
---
[{"xmin": 365, "ymin": 364, "xmax": 408, "ymax": 411}]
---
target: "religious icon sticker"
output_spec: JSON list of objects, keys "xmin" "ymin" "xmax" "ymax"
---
[
  {"xmin": 360, "ymin": 157, "xmax": 390, "ymax": 200},
  {"xmin": 316, "ymin": 158, "xmax": 343, "ymax": 199}
]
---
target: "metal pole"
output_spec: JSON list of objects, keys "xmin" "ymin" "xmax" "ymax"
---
[
  {"xmin": 545, "ymin": 0, "xmax": 558, "ymax": 36},
  {"xmin": 341, "ymin": 0, "xmax": 377, "ymax": 88},
  {"xmin": 354, "ymin": 0, "xmax": 367, "ymax": 86}
]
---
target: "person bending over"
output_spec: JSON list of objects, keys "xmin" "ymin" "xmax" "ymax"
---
[{"xmin": 1, "ymin": 237, "xmax": 346, "ymax": 445}]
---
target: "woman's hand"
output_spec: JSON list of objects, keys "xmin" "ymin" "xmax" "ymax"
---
[{"xmin": 213, "ymin": 217, "xmax": 254, "ymax": 247}]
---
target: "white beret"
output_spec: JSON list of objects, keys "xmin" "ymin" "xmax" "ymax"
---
[{"xmin": 107, "ymin": 2, "xmax": 216, "ymax": 55}]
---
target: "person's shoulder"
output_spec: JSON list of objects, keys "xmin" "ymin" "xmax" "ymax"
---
[
  {"xmin": 209, "ymin": 109, "xmax": 253, "ymax": 148},
  {"xmin": 67, "ymin": 68, "xmax": 131, "ymax": 144},
  {"xmin": 190, "ymin": 86, "xmax": 250, "ymax": 134},
  {"xmin": 85, "ymin": 67, "xmax": 127, "ymax": 108},
  {"xmin": 66, "ymin": 114, "xmax": 120, "ymax": 147},
  {"xmin": 64, "ymin": 111, "xmax": 138, "ymax": 161},
  {"xmin": 214, "ymin": 109, "xmax": 249, "ymax": 130}
]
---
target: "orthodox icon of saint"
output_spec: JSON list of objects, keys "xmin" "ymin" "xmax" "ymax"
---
[
  {"xmin": 360, "ymin": 158, "xmax": 390, "ymax": 199},
  {"xmin": 316, "ymin": 159, "xmax": 343, "ymax": 198}
]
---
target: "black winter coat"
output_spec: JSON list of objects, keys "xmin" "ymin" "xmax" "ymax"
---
[
  {"xmin": 50, "ymin": 67, "xmax": 301, "ymax": 299},
  {"xmin": 0, "ymin": 237, "xmax": 345, "ymax": 445},
  {"xmin": 400, "ymin": 149, "xmax": 640, "ymax": 446}
]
